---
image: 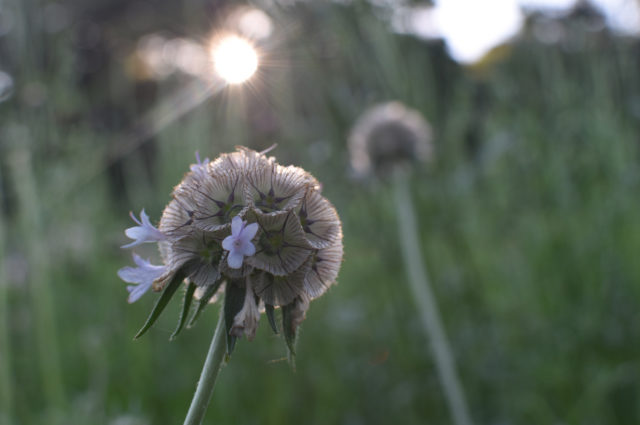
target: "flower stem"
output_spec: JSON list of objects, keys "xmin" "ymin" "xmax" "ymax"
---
[
  {"xmin": 392, "ymin": 168, "xmax": 473, "ymax": 425},
  {"xmin": 183, "ymin": 308, "xmax": 227, "ymax": 425},
  {"xmin": 0, "ymin": 177, "xmax": 13, "ymax": 424}
]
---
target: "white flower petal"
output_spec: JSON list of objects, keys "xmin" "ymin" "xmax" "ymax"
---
[
  {"xmin": 117, "ymin": 266, "xmax": 147, "ymax": 283},
  {"xmin": 227, "ymin": 251, "xmax": 244, "ymax": 269},
  {"xmin": 130, "ymin": 210, "xmax": 142, "ymax": 225},
  {"xmin": 127, "ymin": 282, "xmax": 152, "ymax": 303},
  {"xmin": 118, "ymin": 254, "xmax": 167, "ymax": 302},
  {"xmin": 241, "ymin": 241, "xmax": 255, "ymax": 257},
  {"xmin": 121, "ymin": 210, "xmax": 166, "ymax": 248},
  {"xmin": 140, "ymin": 209, "xmax": 152, "ymax": 226},
  {"xmin": 124, "ymin": 226, "xmax": 150, "ymax": 240},
  {"xmin": 222, "ymin": 235, "xmax": 235, "ymax": 251},
  {"xmin": 240, "ymin": 222, "xmax": 259, "ymax": 242},
  {"xmin": 231, "ymin": 216, "xmax": 243, "ymax": 236}
]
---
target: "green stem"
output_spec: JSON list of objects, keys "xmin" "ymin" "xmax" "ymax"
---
[
  {"xmin": 0, "ymin": 174, "xmax": 14, "ymax": 424},
  {"xmin": 183, "ymin": 308, "xmax": 227, "ymax": 425},
  {"xmin": 392, "ymin": 169, "xmax": 473, "ymax": 425}
]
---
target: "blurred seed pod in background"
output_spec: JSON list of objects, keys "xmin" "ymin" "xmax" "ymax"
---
[{"xmin": 349, "ymin": 101, "xmax": 433, "ymax": 177}]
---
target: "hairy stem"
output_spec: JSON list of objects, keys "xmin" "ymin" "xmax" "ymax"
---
[
  {"xmin": 183, "ymin": 308, "xmax": 227, "ymax": 425},
  {"xmin": 393, "ymin": 169, "xmax": 473, "ymax": 425}
]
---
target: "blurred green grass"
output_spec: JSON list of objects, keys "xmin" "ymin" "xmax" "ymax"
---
[{"xmin": 2, "ymin": 1, "xmax": 640, "ymax": 424}]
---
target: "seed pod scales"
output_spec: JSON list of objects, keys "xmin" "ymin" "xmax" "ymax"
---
[{"xmin": 118, "ymin": 147, "xmax": 343, "ymax": 352}]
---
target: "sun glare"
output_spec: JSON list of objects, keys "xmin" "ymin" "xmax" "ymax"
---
[{"xmin": 212, "ymin": 36, "xmax": 259, "ymax": 84}]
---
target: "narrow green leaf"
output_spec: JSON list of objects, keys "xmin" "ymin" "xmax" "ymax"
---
[
  {"xmin": 223, "ymin": 279, "xmax": 246, "ymax": 357},
  {"xmin": 134, "ymin": 270, "xmax": 185, "ymax": 340},
  {"xmin": 170, "ymin": 280, "xmax": 196, "ymax": 340},
  {"xmin": 187, "ymin": 278, "xmax": 223, "ymax": 328},
  {"xmin": 282, "ymin": 302, "xmax": 298, "ymax": 367},
  {"xmin": 265, "ymin": 304, "xmax": 278, "ymax": 334}
]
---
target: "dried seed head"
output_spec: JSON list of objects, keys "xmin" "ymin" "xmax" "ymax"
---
[
  {"xmin": 119, "ymin": 147, "xmax": 344, "ymax": 355},
  {"xmin": 349, "ymin": 101, "xmax": 432, "ymax": 177}
]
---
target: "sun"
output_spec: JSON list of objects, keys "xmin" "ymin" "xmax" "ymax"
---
[{"xmin": 212, "ymin": 36, "xmax": 259, "ymax": 84}]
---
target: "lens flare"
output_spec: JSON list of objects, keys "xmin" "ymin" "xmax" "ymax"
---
[{"xmin": 212, "ymin": 36, "xmax": 258, "ymax": 84}]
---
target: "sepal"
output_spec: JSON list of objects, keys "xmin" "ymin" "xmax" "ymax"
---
[
  {"xmin": 134, "ymin": 269, "xmax": 185, "ymax": 339},
  {"xmin": 223, "ymin": 279, "xmax": 246, "ymax": 357},
  {"xmin": 281, "ymin": 302, "xmax": 298, "ymax": 367},
  {"xmin": 265, "ymin": 303, "xmax": 278, "ymax": 334},
  {"xmin": 188, "ymin": 279, "xmax": 224, "ymax": 328},
  {"xmin": 170, "ymin": 280, "xmax": 196, "ymax": 340}
]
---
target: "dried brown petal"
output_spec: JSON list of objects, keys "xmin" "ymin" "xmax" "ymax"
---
[
  {"xmin": 244, "ymin": 163, "xmax": 308, "ymax": 214},
  {"xmin": 290, "ymin": 292, "xmax": 310, "ymax": 330},
  {"xmin": 186, "ymin": 261, "xmax": 220, "ymax": 287},
  {"xmin": 159, "ymin": 198, "xmax": 195, "ymax": 240},
  {"xmin": 190, "ymin": 170, "xmax": 247, "ymax": 232},
  {"xmin": 297, "ymin": 189, "xmax": 341, "ymax": 249},
  {"xmin": 230, "ymin": 278, "xmax": 261, "ymax": 341},
  {"xmin": 209, "ymin": 147, "xmax": 273, "ymax": 175},
  {"xmin": 159, "ymin": 226, "xmax": 226, "ymax": 289},
  {"xmin": 246, "ymin": 209, "xmax": 313, "ymax": 276},
  {"xmin": 253, "ymin": 258, "xmax": 311, "ymax": 306},
  {"xmin": 303, "ymin": 236, "xmax": 343, "ymax": 299}
]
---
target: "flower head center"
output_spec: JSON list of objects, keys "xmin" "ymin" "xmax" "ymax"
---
[
  {"xmin": 199, "ymin": 244, "xmax": 222, "ymax": 264},
  {"xmin": 260, "ymin": 230, "xmax": 284, "ymax": 256}
]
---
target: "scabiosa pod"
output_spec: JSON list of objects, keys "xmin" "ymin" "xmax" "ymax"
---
[
  {"xmin": 348, "ymin": 105, "xmax": 472, "ymax": 425},
  {"xmin": 348, "ymin": 101, "xmax": 432, "ymax": 178},
  {"xmin": 117, "ymin": 147, "xmax": 343, "ymax": 361},
  {"xmin": 119, "ymin": 148, "xmax": 343, "ymax": 425}
]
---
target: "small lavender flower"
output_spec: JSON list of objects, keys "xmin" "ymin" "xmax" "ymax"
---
[
  {"xmin": 117, "ymin": 254, "xmax": 167, "ymax": 303},
  {"xmin": 222, "ymin": 216, "xmax": 258, "ymax": 269},
  {"xmin": 188, "ymin": 151, "xmax": 210, "ymax": 180},
  {"xmin": 121, "ymin": 209, "xmax": 166, "ymax": 249}
]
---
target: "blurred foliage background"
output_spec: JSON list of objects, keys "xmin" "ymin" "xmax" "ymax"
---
[{"xmin": 1, "ymin": 0, "xmax": 640, "ymax": 424}]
